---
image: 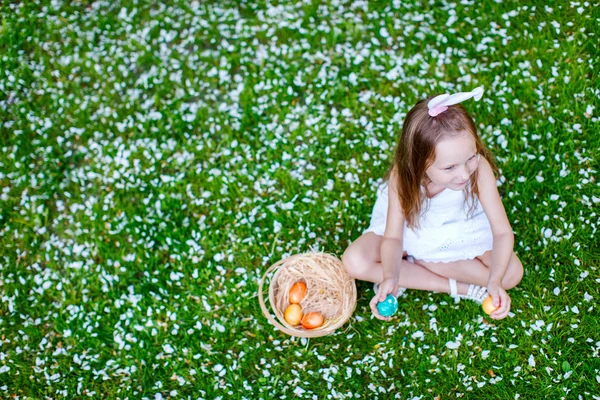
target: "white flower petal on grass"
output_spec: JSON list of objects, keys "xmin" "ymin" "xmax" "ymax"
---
[
  {"xmin": 162, "ymin": 344, "xmax": 175, "ymax": 354},
  {"xmin": 214, "ymin": 364, "xmax": 227, "ymax": 377},
  {"xmin": 280, "ymin": 201, "xmax": 294, "ymax": 210},
  {"xmin": 446, "ymin": 15, "xmax": 458, "ymax": 27},
  {"xmin": 553, "ymin": 287, "xmax": 560, "ymax": 296},
  {"xmin": 585, "ymin": 104, "xmax": 595, "ymax": 117},
  {"xmin": 528, "ymin": 355, "xmax": 536, "ymax": 367},
  {"xmin": 564, "ymin": 370, "xmax": 573, "ymax": 379},
  {"xmin": 348, "ymin": 73, "xmax": 358, "ymax": 86},
  {"xmin": 273, "ymin": 220, "xmax": 282, "ymax": 234},
  {"xmin": 446, "ymin": 341, "xmax": 460, "ymax": 350},
  {"xmin": 412, "ymin": 331, "xmax": 424, "ymax": 339}
]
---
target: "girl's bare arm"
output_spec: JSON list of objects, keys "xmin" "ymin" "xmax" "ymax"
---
[
  {"xmin": 379, "ymin": 168, "xmax": 406, "ymax": 295},
  {"xmin": 476, "ymin": 157, "xmax": 515, "ymax": 286}
]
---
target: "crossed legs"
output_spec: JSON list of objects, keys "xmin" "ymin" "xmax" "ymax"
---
[
  {"xmin": 416, "ymin": 250, "xmax": 523, "ymax": 289},
  {"xmin": 342, "ymin": 232, "xmax": 523, "ymax": 295}
]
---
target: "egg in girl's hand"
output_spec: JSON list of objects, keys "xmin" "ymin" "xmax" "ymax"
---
[
  {"xmin": 482, "ymin": 296, "xmax": 498, "ymax": 315},
  {"xmin": 284, "ymin": 304, "xmax": 303, "ymax": 325},
  {"xmin": 301, "ymin": 311, "xmax": 324, "ymax": 329},
  {"xmin": 377, "ymin": 294, "xmax": 398, "ymax": 317},
  {"xmin": 289, "ymin": 281, "xmax": 307, "ymax": 304}
]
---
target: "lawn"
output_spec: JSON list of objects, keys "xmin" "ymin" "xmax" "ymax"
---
[{"xmin": 0, "ymin": 0, "xmax": 599, "ymax": 398}]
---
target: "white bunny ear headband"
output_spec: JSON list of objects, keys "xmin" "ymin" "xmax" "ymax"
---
[{"xmin": 427, "ymin": 86, "xmax": 484, "ymax": 117}]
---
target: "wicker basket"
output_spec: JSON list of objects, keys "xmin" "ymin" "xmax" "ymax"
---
[{"xmin": 258, "ymin": 251, "xmax": 357, "ymax": 338}]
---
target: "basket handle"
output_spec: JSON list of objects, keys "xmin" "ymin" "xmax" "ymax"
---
[{"xmin": 258, "ymin": 261, "xmax": 329, "ymax": 338}]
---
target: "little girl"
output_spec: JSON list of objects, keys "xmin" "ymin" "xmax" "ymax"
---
[{"xmin": 342, "ymin": 86, "xmax": 523, "ymax": 321}]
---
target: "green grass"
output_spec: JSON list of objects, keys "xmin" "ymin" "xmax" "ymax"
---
[{"xmin": 1, "ymin": 0, "xmax": 599, "ymax": 398}]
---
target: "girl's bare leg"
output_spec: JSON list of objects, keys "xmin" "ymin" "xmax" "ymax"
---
[{"xmin": 342, "ymin": 233, "xmax": 472, "ymax": 295}]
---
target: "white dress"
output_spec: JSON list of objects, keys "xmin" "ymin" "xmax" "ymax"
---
[{"xmin": 363, "ymin": 181, "xmax": 494, "ymax": 263}]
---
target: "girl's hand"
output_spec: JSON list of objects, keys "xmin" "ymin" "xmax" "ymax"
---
[
  {"xmin": 369, "ymin": 278, "xmax": 398, "ymax": 321},
  {"xmin": 487, "ymin": 282, "xmax": 511, "ymax": 320}
]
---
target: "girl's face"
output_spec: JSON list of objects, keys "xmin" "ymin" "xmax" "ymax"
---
[{"xmin": 426, "ymin": 131, "xmax": 479, "ymax": 191}]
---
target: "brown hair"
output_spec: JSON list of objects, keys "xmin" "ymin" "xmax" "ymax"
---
[{"xmin": 383, "ymin": 97, "xmax": 498, "ymax": 229}]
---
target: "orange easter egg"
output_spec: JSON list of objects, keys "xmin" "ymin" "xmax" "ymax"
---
[
  {"xmin": 482, "ymin": 296, "xmax": 498, "ymax": 315},
  {"xmin": 289, "ymin": 281, "xmax": 307, "ymax": 304},
  {"xmin": 284, "ymin": 304, "xmax": 303, "ymax": 325},
  {"xmin": 301, "ymin": 311, "xmax": 324, "ymax": 330}
]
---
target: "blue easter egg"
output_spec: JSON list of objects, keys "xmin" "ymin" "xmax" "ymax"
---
[{"xmin": 377, "ymin": 294, "xmax": 398, "ymax": 317}]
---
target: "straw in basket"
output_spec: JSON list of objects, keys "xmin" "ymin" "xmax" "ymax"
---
[{"xmin": 258, "ymin": 251, "xmax": 357, "ymax": 338}]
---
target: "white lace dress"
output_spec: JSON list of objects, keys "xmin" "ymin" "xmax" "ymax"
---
[{"xmin": 363, "ymin": 181, "xmax": 494, "ymax": 263}]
